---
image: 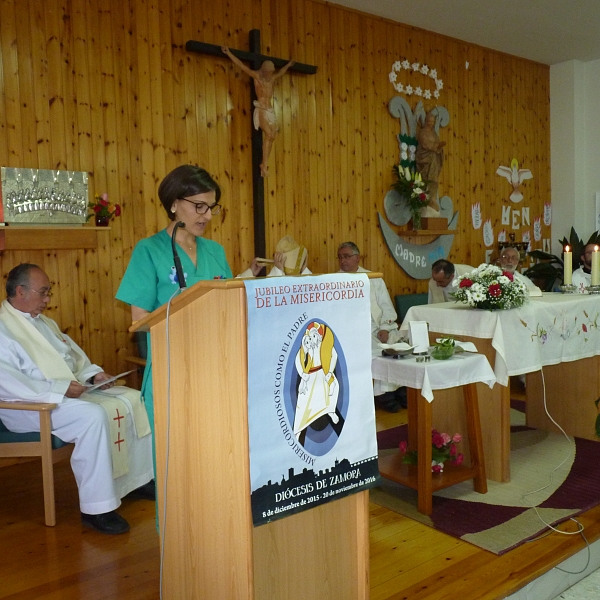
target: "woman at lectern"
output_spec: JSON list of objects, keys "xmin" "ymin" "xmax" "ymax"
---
[{"xmin": 116, "ymin": 164, "xmax": 232, "ymax": 479}]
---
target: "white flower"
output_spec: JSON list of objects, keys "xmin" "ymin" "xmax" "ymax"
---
[
  {"xmin": 395, "ymin": 82, "xmax": 404, "ymax": 93},
  {"xmin": 498, "ymin": 275, "xmax": 511, "ymax": 285},
  {"xmin": 401, "ymin": 151, "xmax": 408, "ymax": 160},
  {"xmin": 437, "ymin": 79, "xmax": 444, "ymax": 90},
  {"xmin": 430, "ymin": 69, "xmax": 438, "ymax": 79},
  {"xmin": 421, "ymin": 64, "xmax": 429, "ymax": 75},
  {"xmin": 393, "ymin": 61, "xmax": 402, "ymax": 71},
  {"xmin": 412, "ymin": 62, "xmax": 420, "ymax": 71},
  {"xmin": 401, "ymin": 142, "xmax": 408, "ymax": 150},
  {"xmin": 424, "ymin": 90, "xmax": 432, "ymax": 99},
  {"xmin": 402, "ymin": 59, "xmax": 411, "ymax": 69},
  {"xmin": 405, "ymin": 85, "xmax": 413, "ymax": 95},
  {"xmin": 433, "ymin": 90, "xmax": 440, "ymax": 99},
  {"xmin": 415, "ymin": 87, "xmax": 423, "ymax": 96},
  {"xmin": 409, "ymin": 144, "xmax": 416, "ymax": 153},
  {"xmin": 404, "ymin": 167, "xmax": 411, "ymax": 180},
  {"xmin": 414, "ymin": 187, "xmax": 423, "ymax": 195},
  {"xmin": 389, "ymin": 72, "xmax": 397, "ymax": 83}
]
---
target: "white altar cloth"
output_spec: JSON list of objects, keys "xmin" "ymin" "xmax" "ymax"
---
[
  {"xmin": 399, "ymin": 293, "xmax": 600, "ymax": 386},
  {"xmin": 371, "ymin": 352, "xmax": 496, "ymax": 402}
]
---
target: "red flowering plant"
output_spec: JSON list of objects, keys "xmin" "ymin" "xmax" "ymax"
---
[
  {"xmin": 399, "ymin": 429, "xmax": 464, "ymax": 473},
  {"xmin": 451, "ymin": 264, "xmax": 528, "ymax": 310},
  {"xmin": 87, "ymin": 193, "xmax": 121, "ymax": 222}
]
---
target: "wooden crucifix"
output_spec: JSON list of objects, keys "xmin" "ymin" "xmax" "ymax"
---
[{"xmin": 186, "ymin": 30, "xmax": 317, "ymax": 259}]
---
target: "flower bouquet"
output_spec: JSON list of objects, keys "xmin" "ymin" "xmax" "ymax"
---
[
  {"xmin": 88, "ymin": 193, "xmax": 121, "ymax": 226},
  {"xmin": 391, "ymin": 166, "xmax": 429, "ymax": 229},
  {"xmin": 452, "ymin": 263, "xmax": 528, "ymax": 310},
  {"xmin": 399, "ymin": 429, "xmax": 464, "ymax": 473}
]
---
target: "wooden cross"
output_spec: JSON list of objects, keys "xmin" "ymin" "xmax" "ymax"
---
[{"xmin": 186, "ymin": 30, "xmax": 317, "ymax": 259}]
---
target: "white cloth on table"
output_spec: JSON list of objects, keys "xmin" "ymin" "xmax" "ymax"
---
[
  {"xmin": 513, "ymin": 271, "xmax": 542, "ymax": 296},
  {"xmin": 400, "ymin": 294, "xmax": 600, "ymax": 386},
  {"xmin": 0, "ymin": 306, "xmax": 153, "ymax": 515},
  {"xmin": 371, "ymin": 352, "xmax": 496, "ymax": 402}
]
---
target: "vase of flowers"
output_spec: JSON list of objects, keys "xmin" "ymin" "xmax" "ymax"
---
[
  {"xmin": 88, "ymin": 193, "xmax": 121, "ymax": 226},
  {"xmin": 391, "ymin": 166, "xmax": 429, "ymax": 230},
  {"xmin": 399, "ymin": 429, "xmax": 464, "ymax": 473},
  {"xmin": 452, "ymin": 263, "xmax": 528, "ymax": 310}
]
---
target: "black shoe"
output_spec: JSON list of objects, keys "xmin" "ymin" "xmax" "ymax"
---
[
  {"xmin": 376, "ymin": 392, "xmax": 401, "ymax": 413},
  {"xmin": 81, "ymin": 511, "xmax": 130, "ymax": 535},
  {"xmin": 126, "ymin": 480, "xmax": 156, "ymax": 501},
  {"xmin": 395, "ymin": 387, "xmax": 408, "ymax": 410}
]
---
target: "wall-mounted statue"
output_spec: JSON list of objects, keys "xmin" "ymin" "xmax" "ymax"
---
[{"xmin": 415, "ymin": 110, "xmax": 446, "ymax": 213}]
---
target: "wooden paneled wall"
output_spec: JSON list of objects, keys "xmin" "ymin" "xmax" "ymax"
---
[{"xmin": 0, "ymin": 0, "xmax": 550, "ymax": 373}]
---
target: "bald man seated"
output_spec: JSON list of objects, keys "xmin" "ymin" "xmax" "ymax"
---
[{"xmin": 0, "ymin": 264, "xmax": 154, "ymax": 534}]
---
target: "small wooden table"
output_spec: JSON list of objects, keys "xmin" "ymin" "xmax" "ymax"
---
[{"xmin": 373, "ymin": 353, "xmax": 495, "ymax": 515}]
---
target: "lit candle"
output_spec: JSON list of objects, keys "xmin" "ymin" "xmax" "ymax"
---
[
  {"xmin": 563, "ymin": 245, "xmax": 572, "ymax": 285},
  {"xmin": 592, "ymin": 245, "xmax": 600, "ymax": 286}
]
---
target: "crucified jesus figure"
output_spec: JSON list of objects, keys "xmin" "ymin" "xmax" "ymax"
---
[{"xmin": 222, "ymin": 46, "xmax": 295, "ymax": 177}]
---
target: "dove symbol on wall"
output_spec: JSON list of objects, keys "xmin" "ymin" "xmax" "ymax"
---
[{"xmin": 496, "ymin": 158, "xmax": 533, "ymax": 203}]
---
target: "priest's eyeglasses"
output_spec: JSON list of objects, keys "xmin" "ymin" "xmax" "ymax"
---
[
  {"xmin": 178, "ymin": 197, "xmax": 221, "ymax": 216},
  {"xmin": 26, "ymin": 286, "xmax": 52, "ymax": 298}
]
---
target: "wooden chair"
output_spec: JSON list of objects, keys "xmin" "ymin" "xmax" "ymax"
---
[{"xmin": 0, "ymin": 401, "xmax": 74, "ymax": 526}]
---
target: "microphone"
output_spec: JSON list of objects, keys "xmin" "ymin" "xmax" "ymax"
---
[{"xmin": 171, "ymin": 221, "xmax": 187, "ymax": 289}]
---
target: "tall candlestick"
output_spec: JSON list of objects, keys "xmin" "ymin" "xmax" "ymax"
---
[
  {"xmin": 592, "ymin": 245, "xmax": 600, "ymax": 286},
  {"xmin": 563, "ymin": 246, "xmax": 573, "ymax": 285}
]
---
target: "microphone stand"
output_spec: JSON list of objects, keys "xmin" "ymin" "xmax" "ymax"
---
[{"xmin": 171, "ymin": 222, "xmax": 187, "ymax": 288}]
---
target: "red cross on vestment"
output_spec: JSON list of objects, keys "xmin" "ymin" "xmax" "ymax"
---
[
  {"xmin": 113, "ymin": 408, "xmax": 124, "ymax": 428},
  {"xmin": 114, "ymin": 432, "xmax": 124, "ymax": 451}
]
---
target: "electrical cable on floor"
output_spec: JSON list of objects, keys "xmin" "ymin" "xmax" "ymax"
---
[
  {"xmin": 159, "ymin": 286, "xmax": 181, "ymax": 600},
  {"xmin": 519, "ymin": 367, "xmax": 585, "ymax": 538}
]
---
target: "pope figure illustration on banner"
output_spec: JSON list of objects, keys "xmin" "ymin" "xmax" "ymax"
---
[{"xmin": 294, "ymin": 321, "xmax": 340, "ymax": 443}]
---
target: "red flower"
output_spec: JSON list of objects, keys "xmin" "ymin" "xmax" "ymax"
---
[
  {"xmin": 455, "ymin": 454, "xmax": 464, "ymax": 466},
  {"xmin": 432, "ymin": 464, "xmax": 443, "ymax": 473},
  {"xmin": 99, "ymin": 198, "xmax": 109, "ymax": 207},
  {"xmin": 449, "ymin": 444, "xmax": 457, "ymax": 457},
  {"xmin": 399, "ymin": 440, "xmax": 407, "ymax": 453},
  {"xmin": 419, "ymin": 193, "xmax": 427, "ymax": 201},
  {"xmin": 502, "ymin": 271, "xmax": 514, "ymax": 281},
  {"xmin": 459, "ymin": 278, "xmax": 473, "ymax": 288},
  {"xmin": 583, "ymin": 324, "xmax": 588, "ymax": 332},
  {"xmin": 114, "ymin": 204, "xmax": 121, "ymax": 217},
  {"xmin": 432, "ymin": 431, "xmax": 445, "ymax": 449},
  {"xmin": 93, "ymin": 204, "xmax": 102, "ymax": 213},
  {"xmin": 488, "ymin": 283, "xmax": 502, "ymax": 297}
]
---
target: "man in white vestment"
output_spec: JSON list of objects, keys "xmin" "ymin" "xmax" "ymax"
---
[
  {"xmin": 498, "ymin": 247, "xmax": 542, "ymax": 296},
  {"xmin": 337, "ymin": 242, "xmax": 406, "ymax": 412},
  {"xmin": 0, "ymin": 264, "xmax": 154, "ymax": 534},
  {"xmin": 572, "ymin": 243, "xmax": 594, "ymax": 293},
  {"xmin": 428, "ymin": 259, "xmax": 474, "ymax": 303}
]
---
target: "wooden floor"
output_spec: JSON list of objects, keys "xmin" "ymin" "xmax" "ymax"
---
[{"xmin": 1, "ymin": 406, "xmax": 598, "ymax": 600}]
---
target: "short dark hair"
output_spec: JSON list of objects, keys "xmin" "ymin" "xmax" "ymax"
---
[
  {"xmin": 431, "ymin": 259, "xmax": 455, "ymax": 277},
  {"xmin": 6, "ymin": 263, "xmax": 40, "ymax": 298},
  {"xmin": 338, "ymin": 241, "xmax": 360, "ymax": 255},
  {"xmin": 158, "ymin": 165, "xmax": 221, "ymax": 221}
]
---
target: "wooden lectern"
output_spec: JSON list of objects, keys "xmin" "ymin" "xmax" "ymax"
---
[{"xmin": 131, "ymin": 279, "xmax": 370, "ymax": 600}]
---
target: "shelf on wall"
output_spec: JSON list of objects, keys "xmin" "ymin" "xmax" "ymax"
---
[
  {"xmin": 0, "ymin": 225, "xmax": 110, "ymax": 251},
  {"xmin": 397, "ymin": 229, "xmax": 454, "ymax": 236}
]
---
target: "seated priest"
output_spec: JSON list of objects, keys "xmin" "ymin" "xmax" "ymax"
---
[
  {"xmin": 337, "ymin": 241, "xmax": 406, "ymax": 412},
  {"xmin": 428, "ymin": 259, "xmax": 473, "ymax": 303},
  {"xmin": 239, "ymin": 235, "xmax": 311, "ymax": 277},
  {"xmin": 572, "ymin": 243, "xmax": 595, "ymax": 293},
  {"xmin": 498, "ymin": 246, "xmax": 542, "ymax": 296},
  {"xmin": 0, "ymin": 264, "xmax": 154, "ymax": 535}
]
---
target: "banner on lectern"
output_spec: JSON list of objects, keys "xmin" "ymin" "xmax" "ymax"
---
[{"xmin": 244, "ymin": 273, "xmax": 380, "ymax": 526}]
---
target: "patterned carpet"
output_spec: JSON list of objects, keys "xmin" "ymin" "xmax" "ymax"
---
[{"xmin": 372, "ymin": 424, "xmax": 600, "ymax": 554}]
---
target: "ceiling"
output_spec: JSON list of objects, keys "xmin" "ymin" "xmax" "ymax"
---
[{"xmin": 327, "ymin": 0, "xmax": 600, "ymax": 65}]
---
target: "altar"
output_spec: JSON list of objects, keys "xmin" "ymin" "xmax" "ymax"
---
[{"xmin": 399, "ymin": 293, "xmax": 600, "ymax": 482}]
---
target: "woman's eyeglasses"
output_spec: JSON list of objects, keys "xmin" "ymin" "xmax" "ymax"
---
[{"xmin": 178, "ymin": 197, "xmax": 221, "ymax": 215}]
